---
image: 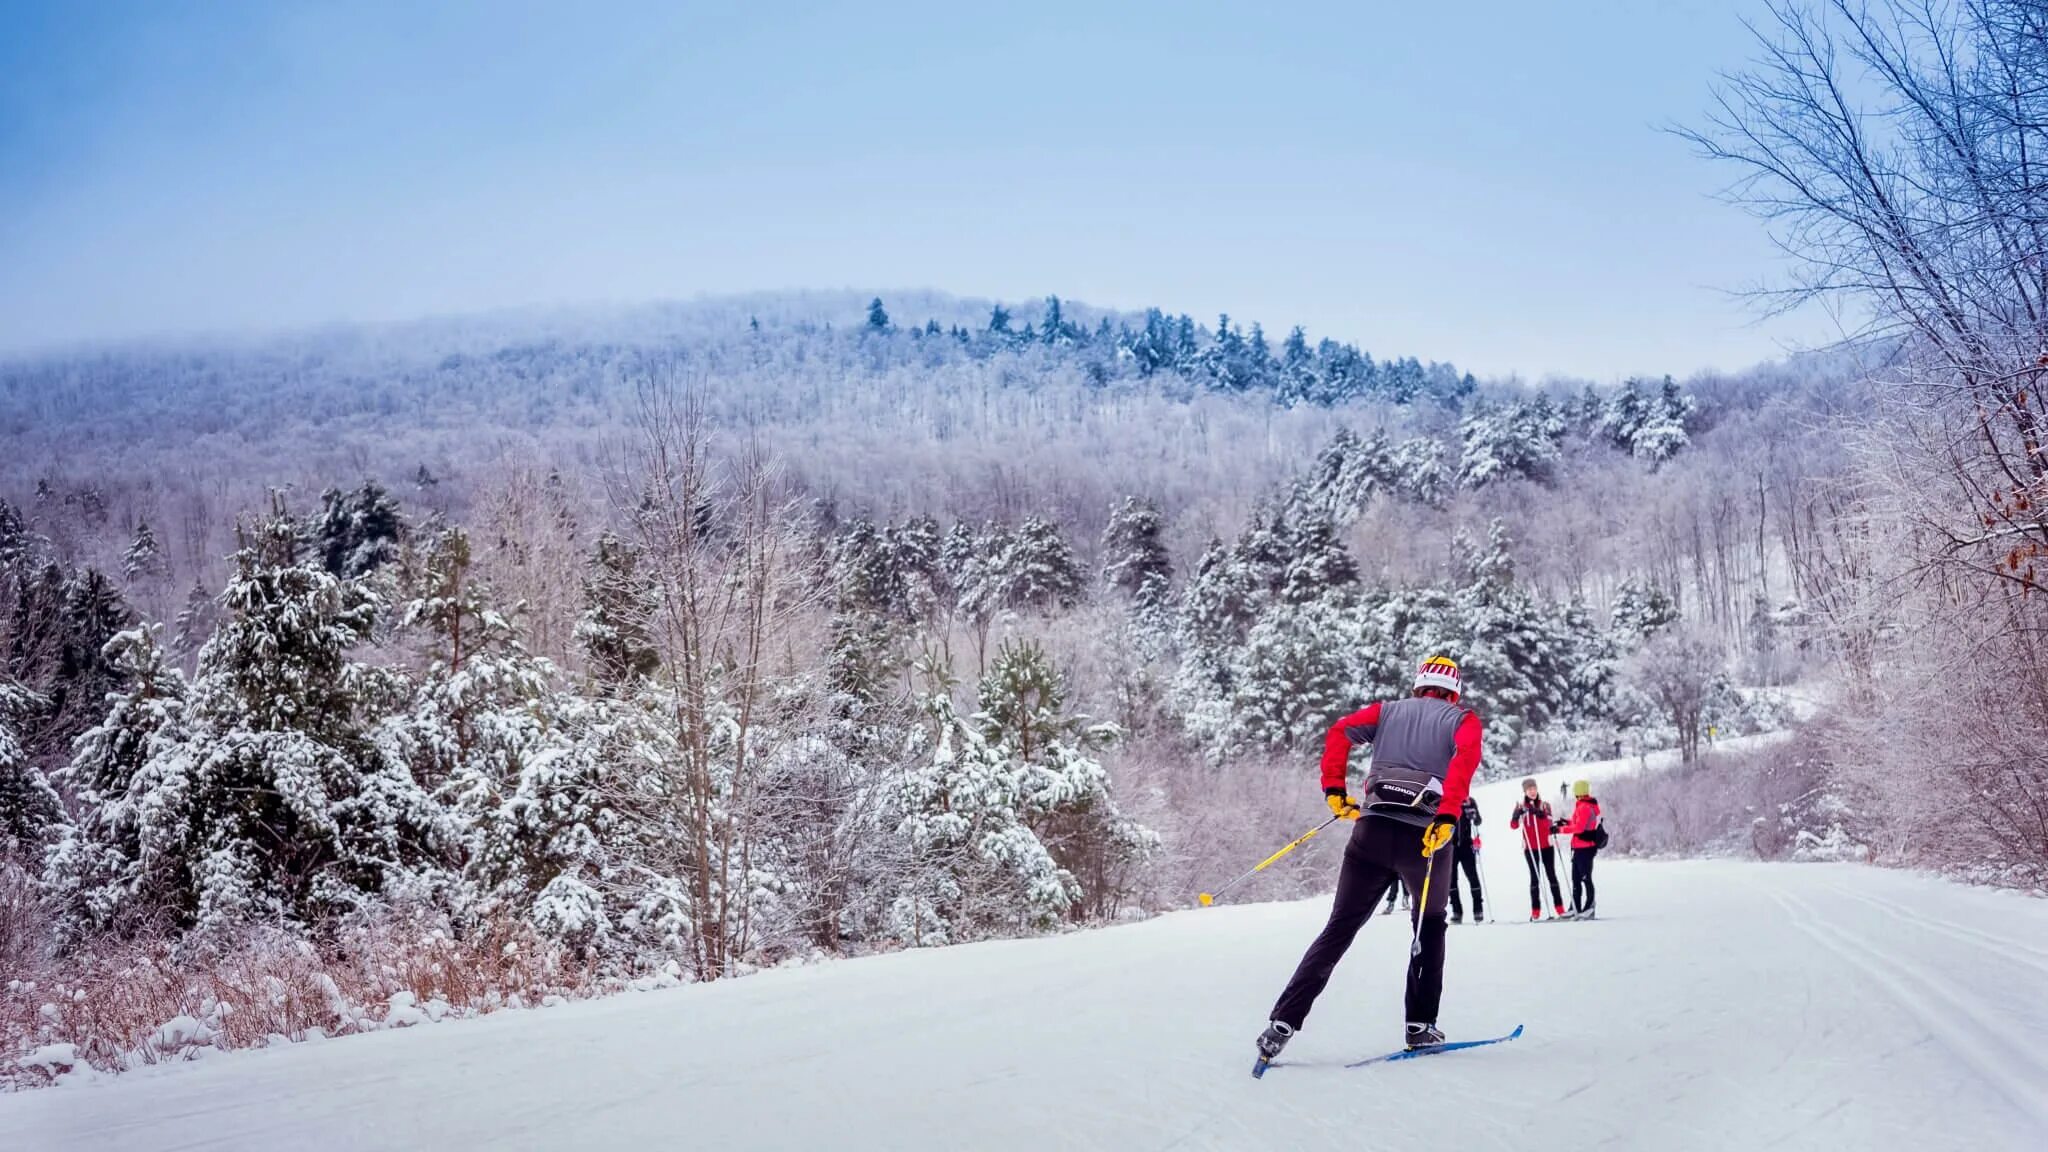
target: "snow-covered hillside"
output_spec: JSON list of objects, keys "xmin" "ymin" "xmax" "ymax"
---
[{"xmin": 6, "ymin": 766, "xmax": 2045, "ymax": 1151}]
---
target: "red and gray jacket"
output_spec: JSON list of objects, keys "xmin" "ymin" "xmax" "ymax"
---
[
  {"xmin": 1321, "ymin": 697, "xmax": 1483, "ymax": 828},
  {"xmin": 1508, "ymin": 798, "xmax": 1554, "ymax": 851},
  {"xmin": 1560, "ymin": 796, "xmax": 1602, "ymax": 850}
]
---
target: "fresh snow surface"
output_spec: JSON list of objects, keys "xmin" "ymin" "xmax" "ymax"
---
[{"xmin": 7, "ymin": 765, "xmax": 2047, "ymax": 1151}]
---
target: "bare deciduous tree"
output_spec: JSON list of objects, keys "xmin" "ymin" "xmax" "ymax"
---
[
  {"xmin": 614, "ymin": 369, "xmax": 824, "ymax": 979},
  {"xmin": 1686, "ymin": 0, "xmax": 2048, "ymax": 874},
  {"xmin": 1682, "ymin": 0, "xmax": 2048, "ymax": 592}
]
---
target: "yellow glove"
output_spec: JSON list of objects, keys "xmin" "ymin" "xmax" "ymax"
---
[
  {"xmin": 1421, "ymin": 814, "xmax": 1456, "ymax": 857},
  {"xmin": 1325, "ymin": 788, "xmax": 1361, "ymax": 821}
]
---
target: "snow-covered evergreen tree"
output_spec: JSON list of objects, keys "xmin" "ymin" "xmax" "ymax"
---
[
  {"xmin": 1598, "ymin": 377, "xmax": 1695, "ymax": 463},
  {"xmin": 1101, "ymin": 496, "xmax": 1171, "ymax": 605},
  {"xmin": 1225, "ymin": 596, "xmax": 1354, "ymax": 753},
  {"xmin": 1611, "ymin": 577, "xmax": 1681, "ymax": 641},
  {"xmin": 1442, "ymin": 522, "xmax": 1575, "ymax": 757},
  {"xmin": 1634, "ymin": 377, "xmax": 1696, "ymax": 462},
  {"xmin": 41, "ymin": 626, "xmax": 188, "ymax": 936},
  {"xmin": 894, "ymin": 650, "xmax": 1150, "ymax": 941},
  {"xmin": 122, "ymin": 519, "xmax": 167, "ymax": 584},
  {"xmin": 89, "ymin": 502, "xmax": 440, "ymax": 930},
  {"xmin": 1040, "ymin": 295, "xmax": 1074, "ymax": 345},
  {"xmin": 170, "ymin": 579, "xmax": 218, "ymax": 661},
  {"xmin": 383, "ymin": 526, "xmax": 618, "ymax": 943},
  {"xmin": 1175, "ymin": 537, "xmax": 1265, "ymax": 664},
  {"xmin": 313, "ymin": 480, "xmax": 405, "ymax": 578},
  {"xmin": 948, "ymin": 516, "xmax": 1084, "ymax": 664},
  {"xmin": 1275, "ymin": 326, "xmax": 1318, "ymax": 405},
  {"xmin": 833, "ymin": 517, "xmax": 946, "ymax": 625},
  {"xmin": 1280, "ymin": 516, "xmax": 1359, "ymax": 604},
  {"xmin": 1459, "ymin": 399, "xmax": 1565, "ymax": 488},
  {"xmin": 576, "ymin": 531, "xmax": 659, "ymax": 689},
  {"xmin": 51, "ymin": 567, "xmax": 132, "ymax": 733},
  {"xmin": 976, "ymin": 639, "xmax": 1091, "ymax": 761},
  {"xmin": 1388, "ymin": 436, "xmax": 1450, "ymax": 504},
  {"xmin": 1288, "ymin": 429, "xmax": 1450, "ymax": 521},
  {"xmin": 0, "ymin": 679, "xmax": 60, "ymax": 858},
  {"xmin": 1003, "ymin": 517, "xmax": 1084, "ymax": 610}
]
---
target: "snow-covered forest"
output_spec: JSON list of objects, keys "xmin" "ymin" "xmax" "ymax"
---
[{"xmin": 0, "ymin": 287, "xmax": 1838, "ymax": 1078}]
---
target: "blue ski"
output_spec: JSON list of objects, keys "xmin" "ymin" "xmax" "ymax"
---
[
  {"xmin": 1346, "ymin": 1024, "xmax": 1523, "ymax": 1068},
  {"xmin": 1252, "ymin": 1025, "xmax": 1522, "ymax": 1077}
]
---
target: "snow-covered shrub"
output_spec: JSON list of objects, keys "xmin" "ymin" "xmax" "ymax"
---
[
  {"xmin": 529, "ymin": 875, "xmax": 611, "ymax": 953},
  {"xmin": 0, "ymin": 908, "xmax": 611, "ymax": 1089},
  {"xmin": 0, "ymin": 859, "xmax": 51, "ymax": 985}
]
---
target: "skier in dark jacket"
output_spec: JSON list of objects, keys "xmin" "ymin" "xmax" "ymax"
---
[
  {"xmin": 1254, "ymin": 656, "xmax": 1484, "ymax": 1067},
  {"xmin": 1446, "ymin": 796, "xmax": 1483, "ymax": 924},
  {"xmin": 1559, "ymin": 780, "xmax": 1602, "ymax": 917},
  {"xmin": 1509, "ymin": 778, "xmax": 1566, "ymax": 919},
  {"xmin": 1381, "ymin": 874, "xmax": 1411, "ymax": 914}
]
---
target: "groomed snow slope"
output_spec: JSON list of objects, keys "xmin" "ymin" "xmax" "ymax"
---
[{"xmin": 7, "ymin": 766, "xmax": 2047, "ymax": 1151}]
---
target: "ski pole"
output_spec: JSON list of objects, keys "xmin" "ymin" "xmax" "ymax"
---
[
  {"xmin": 1551, "ymin": 827, "xmax": 1569, "ymax": 914},
  {"xmin": 1198, "ymin": 816, "xmax": 1340, "ymax": 907},
  {"xmin": 1410, "ymin": 853, "xmax": 1434, "ymax": 958}
]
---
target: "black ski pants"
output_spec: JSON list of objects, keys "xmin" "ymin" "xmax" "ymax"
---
[
  {"xmin": 1524, "ymin": 845, "xmax": 1563, "ymax": 911},
  {"xmin": 1571, "ymin": 846, "xmax": 1597, "ymax": 912},
  {"xmin": 1269, "ymin": 816, "xmax": 1453, "ymax": 1030},
  {"xmin": 1446, "ymin": 844, "xmax": 1482, "ymax": 918}
]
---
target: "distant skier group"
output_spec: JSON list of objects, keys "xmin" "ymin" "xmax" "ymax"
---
[
  {"xmin": 1251, "ymin": 655, "xmax": 1606, "ymax": 1074},
  {"xmin": 1510, "ymin": 776, "xmax": 1602, "ymax": 920}
]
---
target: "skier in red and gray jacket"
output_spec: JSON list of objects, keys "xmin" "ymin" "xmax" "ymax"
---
[
  {"xmin": 1509, "ymin": 778, "xmax": 1566, "ymax": 920},
  {"xmin": 1559, "ymin": 779, "xmax": 1602, "ymax": 918},
  {"xmin": 1255, "ymin": 656, "xmax": 1483, "ymax": 1066}
]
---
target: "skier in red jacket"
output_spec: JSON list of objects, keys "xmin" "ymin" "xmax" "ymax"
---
[
  {"xmin": 1559, "ymin": 779, "xmax": 1602, "ymax": 918},
  {"xmin": 1254, "ymin": 656, "xmax": 1484, "ymax": 1066},
  {"xmin": 1508, "ymin": 777, "xmax": 1566, "ymax": 919}
]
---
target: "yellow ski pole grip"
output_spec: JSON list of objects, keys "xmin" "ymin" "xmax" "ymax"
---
[{"xmin": 1197, "ymin": 815, "xmax": 1341, "ymax": 908}]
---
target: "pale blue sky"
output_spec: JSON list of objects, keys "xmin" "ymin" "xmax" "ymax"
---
[{"xmin": 0, "ymin": 1, "xmax": 1835, "ymax": 379}]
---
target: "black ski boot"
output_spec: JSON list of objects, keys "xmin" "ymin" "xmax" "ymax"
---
[
  {"xmin": 1404, "ymin": 1022, "xmax": 1446, "ymax": 1051},
  {"xmin": 1252, "ymin": 1021, "xmax": 1295, "ymax": 1076}
]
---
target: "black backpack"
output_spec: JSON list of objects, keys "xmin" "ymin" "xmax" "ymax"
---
[{"xmin": 1586, "ymin": 819, "xmax": 1610, "ymax": 850}]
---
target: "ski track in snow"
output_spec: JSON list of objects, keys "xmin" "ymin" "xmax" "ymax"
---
[
  {"xmin": 4, "ymin": 764, "xmax": 2046, "ymax": 1151},
  {"xmin": 1828, "ymin": 883, "xmax": 2048, "ymax": 973},
  {"xmin": 1767, "ymin": 885, "xmax": 2048, "ymax": 1132}
]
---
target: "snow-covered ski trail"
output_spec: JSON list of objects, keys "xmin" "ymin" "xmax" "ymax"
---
[
  {"xmin": 6, "ymin": 857, "xmax": 2044, "ymax": 1151},
  {"xmin": 5, "ymin": 762, "xmax": 2045, "ymax": 1151}
]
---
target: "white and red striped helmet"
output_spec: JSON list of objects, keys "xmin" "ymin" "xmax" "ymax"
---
[{"xmin": 1413, "ymin": 655, "xmax": 1462, "ymax": 698}]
